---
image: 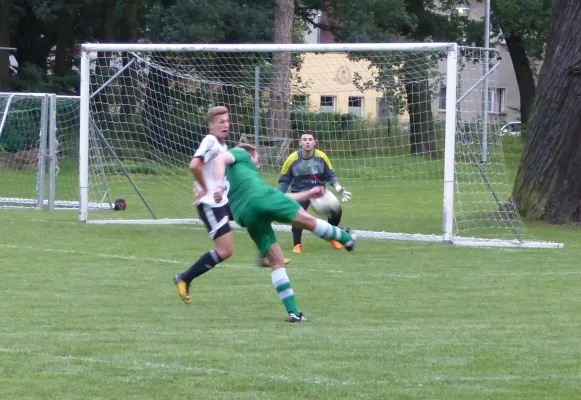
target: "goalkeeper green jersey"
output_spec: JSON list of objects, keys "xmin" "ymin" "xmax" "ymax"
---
[{"xmin": 225, "ymin": 148, "xmax": 275, "ymax": 222}]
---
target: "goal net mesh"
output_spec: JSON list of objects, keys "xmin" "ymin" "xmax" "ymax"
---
[
  {"xmin": 83, "ymin": 46, "xmax": 531, "ymax": 243},
  {"xmin": 0, "ymin": 94, "xmax": 45, "ymax": 208},
  {"xmin": 0, "ymin": 93, "xmax": 81, "ymax": 209}
]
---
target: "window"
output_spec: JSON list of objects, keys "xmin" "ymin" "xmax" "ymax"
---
[
  {"xmin": 488, "ymin": 88, "xmax": 506, "ymax": 114},
  {"xmin": 348, "ymin": 96, "xmax": 363, "ymax": 117},
  {"xmin": 376, "ymin": 97, "xmax": 390, "ymax": 121},
  {"xmin": 320, "ymin": 95, "xmax": 336, "ymax": 113},
  {"xmin": 292, "ymin": 94, "xmax": 308, "ymax": 112},
  {"xmin": 456, "ymin": 6, "xmax": 470, "ymax": 17},
  {"xmin": 438, "ymin": 86, "xmax": 447, "ymax": 110}
]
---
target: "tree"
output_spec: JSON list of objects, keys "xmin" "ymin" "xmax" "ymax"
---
[
  {"xmin": 0, "ymin": 0, "xmax": 14, "ymax": 90},
  {"xmin": 481, "ymin": 0, "xmax": 551, "ymax": 124},
  {"xmin": 305, "ymin": 0, "xmax": 468, "ymax": 157},
  {"xmin": 268, "ymin": 0, "xmax": 293, "ymax": 139},
  {"xmin": 513, "ymin": 0, "xmax": 581, "ymax": 224}
]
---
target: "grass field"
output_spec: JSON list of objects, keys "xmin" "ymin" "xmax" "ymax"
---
[
  {"xmin": 0, "ymin": 209, "xmax": 579, "ymax": 399},
  {"xmin": 1, "ymin": 135, "xmax": 579, "ymax": 399}
]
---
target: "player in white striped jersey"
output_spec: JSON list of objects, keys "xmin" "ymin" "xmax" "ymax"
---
[{"xmin": 173, "ymin": 106, "xmax": 234, "ymax": 304}]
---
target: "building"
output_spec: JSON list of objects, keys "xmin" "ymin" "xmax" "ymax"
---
[
  {"xmin": 295, "ymin": 12, "xmax": 393, "ymax": 122},
  {"xmin": 433, "ymin": 2, "xmax": 523, "ymax": 123},
  {"xmin": 297, "ymin": 4, "xmax": 525, "ymax": 124}
]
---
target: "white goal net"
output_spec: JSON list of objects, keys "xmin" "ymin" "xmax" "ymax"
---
[
  {"xmin": 78, "ymin": 43, "xmax": 562, "ymax": 248},
  {"xmin": 0, "ymin": 93, "xmax": 80, "ymax": 210}
]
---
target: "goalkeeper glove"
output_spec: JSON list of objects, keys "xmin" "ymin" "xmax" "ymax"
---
[{"xmin": 334, "ymin": 184, "xmax": 351, "ymax": 203}]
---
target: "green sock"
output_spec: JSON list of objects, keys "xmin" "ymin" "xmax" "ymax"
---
[{"xmin": 271, "ymin": 268, "xmax": 299, "ymax": 315}]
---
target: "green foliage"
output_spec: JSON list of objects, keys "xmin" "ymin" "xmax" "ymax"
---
[
  {"xmin": 97, "ymin": 160, "xmax": 168, "ymax": 175},
  {"xmin": 147, "ymin": 0, "xmax": 275, "ymax": 43},
  {"xmin": 0, "ymin": 101, "xmax": 43, "ymax": 153},
  {"xmin": 9, "ymin": 62, "xmax": 79, "ymax": 95},
  {"xmin": 484, "ymin": 0, "xmax": 551, "ymax": 59}
]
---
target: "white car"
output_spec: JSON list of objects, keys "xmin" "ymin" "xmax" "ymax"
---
[{"xmin": 499, "ymin": 122, "xmax": 521, "ymax": 136}]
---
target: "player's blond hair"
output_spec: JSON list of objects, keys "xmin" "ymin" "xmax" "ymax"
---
[{"xmin": 207, "ymin": 106, "xmax": 229, "ymax": 124}]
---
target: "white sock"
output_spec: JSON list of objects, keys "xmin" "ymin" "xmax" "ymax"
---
[{"xmin": 313, "ymin": 219, "xmax": 341, "ymax": 241}]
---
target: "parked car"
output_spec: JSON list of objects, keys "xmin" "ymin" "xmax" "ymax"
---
[{"xmin": 499, "ymin": 121, "xmax": 521, "ymax": 136}]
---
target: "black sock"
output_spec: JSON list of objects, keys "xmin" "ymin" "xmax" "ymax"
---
[
  {"xmin": 328, "ymin": 206, "xmax": 342, "ymax": 227},
  {"xmin": 182, "ymin": 250, "xmax": 222, "ymax": 284},
  {"xmin": 292, "ymin": 227, "xmax": 303, "ymax": 246}
]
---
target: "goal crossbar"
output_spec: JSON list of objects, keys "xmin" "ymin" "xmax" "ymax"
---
[{"xmin": 82, "ymin": 42, "xmax": 458, "ymax": 53}]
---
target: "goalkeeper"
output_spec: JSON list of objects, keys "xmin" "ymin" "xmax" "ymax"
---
[
  {"xmin": 213, "ymin": 144, "xmax": 356, "ymax": 323},
  {"xmin": 278, "ymin": 131, "xmax": 351, "ymax": 253}
]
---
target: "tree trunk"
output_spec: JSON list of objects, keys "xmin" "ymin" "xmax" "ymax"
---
[
  {"xmin": 0, "ymin": 0, "xmax": 12, "ymax": 90},
  {"xmin": 268, "ymin": 0, "xmax": 293, "ymax": 139},
  {"xmin": 119, "ymin": 0, "xmax": 139, "ymax": 119},
  {"xmin": 405, "ymin": 78, "xmax": 437, "ymax": 157},
  {"xmin": 53, "ymin": 9, "xmax": 74, "ymax": 77},
  {"xmin": 143, "ymin": 64, "xmax": 170, "ymax": 158},
  {"xmin": 93, "ymin": 0, "xmax": 117, "ymax": 121},
  {"xmin": 504, "ymin": 34, "xmax": 536, "ymax": 124},
  {"xmin": 404, "ymin": 0, "xmax": 437, "ymax": 157},
  {"xmin": 13, "ymin": 4, "xmax": 52, "ymax": 75},
  {"xmin": 513, "ymin": 0, "xmax": 581, "ymax": 224}
]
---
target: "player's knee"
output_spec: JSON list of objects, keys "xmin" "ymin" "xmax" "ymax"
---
[
  {"xmin": 294, "ymin": 209, "xmax": 316, "ymax": 231},
  {"xmin": 216, "ymin": 245, "xmax": 234, "ymax": 260},
  {"xmin": 215, "ymin": 236, "xmax": 234, "ymax": 259}
]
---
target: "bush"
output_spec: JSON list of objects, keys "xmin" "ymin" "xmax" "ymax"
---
[{"xmin": 0, "ymin": 122, "xmax": 38, "ymax": 153}]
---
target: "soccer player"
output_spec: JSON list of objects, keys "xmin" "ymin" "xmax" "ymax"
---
[
  {"xmin": 213, "ymin": 143, "xmax": 356, "ymax": 322},
  {"xmin": 173, "ymin": 106, "xmax": 234, "ymax": 305},
  {"xmin": 278, "ymin": 131, "xmax": 351, "ymax": 253}
]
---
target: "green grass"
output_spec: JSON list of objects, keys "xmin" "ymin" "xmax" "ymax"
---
[{"xmin": 0, "ymin": 211, "xmax": 579, "ymax": 399}]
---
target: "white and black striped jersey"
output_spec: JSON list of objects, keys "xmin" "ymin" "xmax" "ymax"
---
[{"xmin": 193, "ymin": 134, "xmax": 229, "ymax": 207}]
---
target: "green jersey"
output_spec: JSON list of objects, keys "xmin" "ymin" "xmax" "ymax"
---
[{"xmin": 226, "ymin": 148, "xmax": 274, "ymax": 221}]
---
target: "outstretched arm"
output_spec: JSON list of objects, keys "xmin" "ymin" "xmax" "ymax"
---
[
  {"xmin": 287, "ymin": 186, "xmax": 325, "ymax": 202},
  {"xmin": 212, "ymin": 152, "xmax": 235, "ymax": 202},
  {"xmin": 320, "ymin": 152, "xmax": 351, "ymax": 202}
]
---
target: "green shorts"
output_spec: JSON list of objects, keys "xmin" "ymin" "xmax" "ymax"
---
[{"xmin": 237, "ymin": 190, "xmax": 301, "ymax": 256}]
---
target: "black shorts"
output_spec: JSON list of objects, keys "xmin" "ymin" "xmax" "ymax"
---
[{"xmin": 197, "ymin": 203, "xmax": 232, "ymax": 240}]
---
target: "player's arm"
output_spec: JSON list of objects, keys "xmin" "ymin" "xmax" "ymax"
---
[
  {"xmin": 190, "ymin": 136, "xmax": 216, "ymax": 192},
  {"xmin": 287, "ymin": 186, "xmax": 324, "ymax": 202},
  {"xmin": 189, "ymin": 157, "xmax": 206, "ymax": 190},
  {"xmin": 277, "ymin": 153, "xmax": 296, "ymax": 193},
  {"xmin": 212, "ymin": 151, "xmax": 235, "ymax": 202},
  {"xmin": 319, "ymin": 151, "xmax": 351, "ymax": 202}
]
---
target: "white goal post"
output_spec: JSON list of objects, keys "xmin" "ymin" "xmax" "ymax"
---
[{"xmin": 78, "ymin": 42, "xmax": 563, "ymax": 248}]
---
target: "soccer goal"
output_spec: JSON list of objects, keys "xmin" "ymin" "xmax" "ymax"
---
[
  {"xmin": 78, "ymin": 42, "xmax": 563, "ymax": 248},
  {"xmin": 0, "ymin": 92, "xmax": 91, "ymax": 210}
]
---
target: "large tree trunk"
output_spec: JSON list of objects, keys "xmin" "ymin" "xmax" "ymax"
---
[
  {"xmin": 268, "ymin": 0, "xmax": 293, "ymax": 139},
  {"xmin": 504, "ymin": 34, "xmax": 536, "ymax": 124},
  {"xmin": 405, "ymin": 76, "xmax": 437, "ymax": 157},
  {"xmin": 513, "ymin": 0, "xmax": 581, "ymax": 224},
  {"xmin": 404, "ymin": 0, "xmax": 437, "ymax": 157},
  {"xmin": 119, "ymin": 0, "xmax": 139, "ymax": 120},
  {"xmin": 0, "ymin": 0, "xmax": 12, "ymax": 90},
  {"xmin": 143, "ymin": 64, "xmax": 170, "ymax": 158},
  {"xmin": 53, "ymin": 9, "xmax": 75, "ymax": 77}
]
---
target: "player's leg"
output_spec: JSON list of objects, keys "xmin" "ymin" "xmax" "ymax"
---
[
  {"xmin": 327, "ymin": 206, "xmax": 343, "ymax": 250},
  {"xmin": 264, "ymin": 190, "xmax": 355, "ymax": 251},
  {"xmin": 291, "ymin": 199, "xmax": 310, "ymax": 253},
  {"xmin": 174, "ymin": 204, "xmax": 234, "ymax": 304},
  {"xmin": 247, "ymin": 217, "xmax": 306, "ymax": 322},
  {"xmin": 292, "ymin": 208, "xmax": 356, "ymax": 251}
]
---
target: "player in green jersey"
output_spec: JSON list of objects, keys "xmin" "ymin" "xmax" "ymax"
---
[{"xmin": 213, "ymin": 144, "xmax": 356, "ymax": 322}]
